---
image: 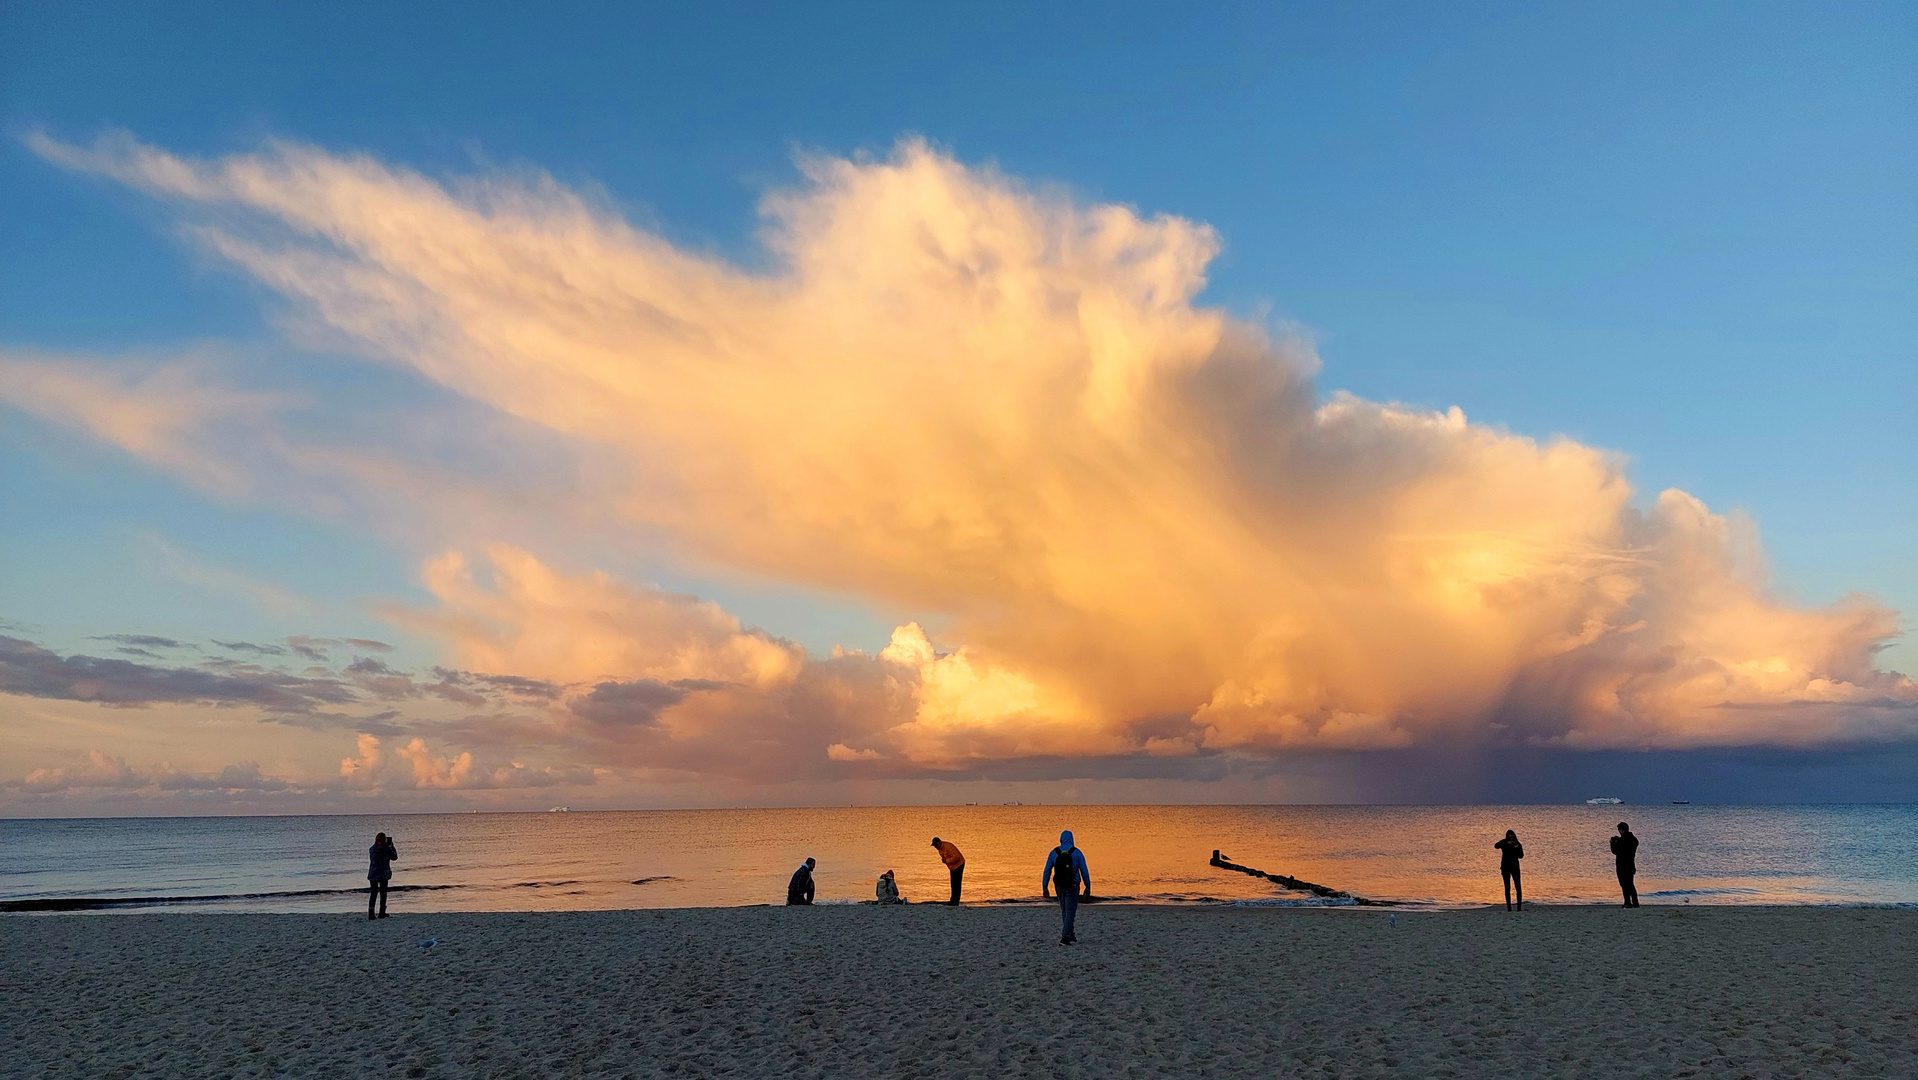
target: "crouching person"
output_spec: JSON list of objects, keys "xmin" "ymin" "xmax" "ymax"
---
[{"xmin": 787, "ymin": 857, "xmax": 816, "ymax": 905}]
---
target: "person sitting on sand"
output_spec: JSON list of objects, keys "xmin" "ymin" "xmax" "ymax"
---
[
  {"xmin": 1494, "ymin": 830, "xmax": 1524, "ymax": 911},
  {"xmin": 787, "ymin": 857, "xmax": 816, "ymax": 905},
  {"xmin": 875, "ymin": 869, "xmax": 903, "ymax": 904},
  {"xmin": 367, "ymin": 831, "xmax": 398, "ymax": 920},
  {"xmin": 1041, "ymin": 830, "xmax": 1092, "ymax": 945},
  {"xmin": 1611, "ymin": 822, "xmax": 1639, "ymax": 908},
  {"xmin": 931, "ymin": 836, "xmax": 966, "ymax": 905}
]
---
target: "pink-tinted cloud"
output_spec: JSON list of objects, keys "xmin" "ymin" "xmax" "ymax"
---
[
  {"xmin": 338, "ymin": 733, "xmax": 591, "ymax": 791},
  {"xmin": 386, "ymin": 545, "xmax": 804, "ymax": 688},
  {"xmin": 0, "ymin": 347, "xmax": 290, "ymax": 497}
]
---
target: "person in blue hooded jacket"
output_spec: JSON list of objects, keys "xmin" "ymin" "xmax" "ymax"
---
[{"xmin": 1041, "ymin": 830, "xmax": 1091, "ymax": 945}]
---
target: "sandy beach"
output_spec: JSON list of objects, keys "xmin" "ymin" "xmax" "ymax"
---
[{"xmin": 4, "ymin": 904, "xmax": 1912, "ymax": 1079}]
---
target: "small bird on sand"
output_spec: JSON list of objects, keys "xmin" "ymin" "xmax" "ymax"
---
[{"xmin": 419, "ymin": 937, "xmax": 439, "ymax": 950}]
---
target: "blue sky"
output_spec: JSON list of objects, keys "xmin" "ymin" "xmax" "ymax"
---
[{"xmin": 1, "ymin": 3, "xmax": 1913, "ymax": 809}]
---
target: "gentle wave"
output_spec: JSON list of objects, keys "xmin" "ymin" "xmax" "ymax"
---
[
  {"xmin": 1230, "ymin": 896, "xmax": 1362, "ymax": 908},
  {"xmin": 1643, "ymin": 887, "xmax": 1764, "ymax": 898},
  {"xmin": 0, "ymin": 883, "xmax": 467, "ymax": 913},
  {"xmin": 4, "ymin": 876, "xmax": 697, "ymax": 912}
]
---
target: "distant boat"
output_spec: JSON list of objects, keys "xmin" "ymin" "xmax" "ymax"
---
[
  {"xmin": 548, "ymin": 806, "xmax": 570, "ymax": 812},
  {"xmin": 1585, "ymin": 797, "xmax": 1623, "ymax": 805},
  {"xmin": 1672, "ymin": 800, "xmax": 1691, "ymax": 805}
]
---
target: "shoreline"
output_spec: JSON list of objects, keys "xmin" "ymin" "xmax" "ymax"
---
[
  {"xmin": 10, "ymin": 893, "xmax": 1918, "ymax": 915},
  {"xmin": 7, "ymin": 906, "xmax": 1912, "ymax": 1078}
]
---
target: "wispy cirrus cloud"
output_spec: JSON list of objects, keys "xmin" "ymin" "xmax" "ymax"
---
[
  {"xmin": 0, "ymin": 345, "xmax": 291, "ymax": 497},
  {"xmin": 90, "ymin": 634, "xmax": 194, "ymax": 650},
  {"xmin": 136, "ymin": 533, "xmax": 318, "ymax": 619},
  {"xmin": 211, "ymin": 640, "xmax": 286, "ymax": 656},
  {"xmin": 5, "ymin": 129, "xmax": 1913, "ymax": 792}
]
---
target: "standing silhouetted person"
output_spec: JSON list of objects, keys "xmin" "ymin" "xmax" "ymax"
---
[
  {"xmin": 367, "ymin": 831, "xmax": 397, "ymax": 920},
  {"xmin": 1611, "ymin": 822, "xmax": 1639, "ymax": 907},
  {"xmin": 931, "ymin": 837, "xmax": 965, "ymax": 905},
  {"xmin": 1494, "ymin": 829, "xmax": 1524, "ymax": 911},
  {"xmin": 787, "ymin": 857, "xmax": 816, "ymax": 905},
  {"xmin": 1041, "ymin": 830, "xmax": 1091, "ymax": 945}
]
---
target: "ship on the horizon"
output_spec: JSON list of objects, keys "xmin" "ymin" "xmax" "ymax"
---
[{"xmin": 1585, "ymin": 797, "xmax": 1623, "ymax": 805}]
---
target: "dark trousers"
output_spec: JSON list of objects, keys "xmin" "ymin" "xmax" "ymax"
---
[
  {"xmin": 949, "ymin": 865, "xmax": 964, "ymax": 904},
  {"xmin": 1617, "ymin": 867, "xmax": 1638, "ymax": 907},
  {"xmin": 1501, "ymin": 867, "xmax": 1522, "ymax": 910},
  {"xmin": 1058, "ymin": 891, "xmax": 1079, "ymax": 940},
  {"xmin": 367, "ymin": 878, "xmax": 388, "ymax": 917}
]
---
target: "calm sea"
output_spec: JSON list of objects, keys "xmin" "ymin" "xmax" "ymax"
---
[{"xmin": 3, "ymin": 804, "xmax": 1914, "ymax": 914}]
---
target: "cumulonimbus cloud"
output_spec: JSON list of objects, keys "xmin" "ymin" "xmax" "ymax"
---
[{"xmin": 13, "ymin": 131, "xmax": 1916, "ymax": 772}]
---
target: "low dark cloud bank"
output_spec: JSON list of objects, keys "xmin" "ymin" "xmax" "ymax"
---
[
  {"xmin": 5, "ymin": 626, "xmax": 1916, "ymax": 810},
  {"xmin": 0, "ymin": 636, "xmax": 354, "ymax": 712}
]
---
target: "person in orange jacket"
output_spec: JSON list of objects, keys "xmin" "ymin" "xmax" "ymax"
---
[{"xmin": 931, "ymin": 837, "xmax": 965, "ymax": 905}]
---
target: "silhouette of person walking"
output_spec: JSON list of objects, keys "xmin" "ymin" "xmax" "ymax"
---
[
  {"xmin": 367, "ymin": 831, "xmax": 397, "ymax": 920},
  {"xmin": 1041, "ymin": 830, "xmax": 1091, "ymax": 945},
  {"xmin": 787, "ymin": 857, "xmax": 816, "ymax": 905},
  {"xmin": 1610, "ymin": 822, "xmax": 1639, "ymax": 907},
  {"xmin": 1494, "ymin": 829, "xmax": 1524, "ymax": 911}
]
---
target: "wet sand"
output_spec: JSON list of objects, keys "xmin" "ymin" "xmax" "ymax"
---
[{"xmin": 3, "ymin": 905, "xmax": 1912, "ymax": 1078}]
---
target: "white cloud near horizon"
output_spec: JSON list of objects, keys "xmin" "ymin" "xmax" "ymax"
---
[{"xmin": 6, "ymin": 130, "xmax": 1914, "ymax": 787}]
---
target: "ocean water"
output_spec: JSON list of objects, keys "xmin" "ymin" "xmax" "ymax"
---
[{"xmin": 3, "ymin": 804, "xmax": 1914, "ymax": 914}]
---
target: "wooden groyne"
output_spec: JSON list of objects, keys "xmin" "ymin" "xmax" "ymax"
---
[{"xmin": 1210, "ymin": 850, "xmax": 1396, "ymax": 906}]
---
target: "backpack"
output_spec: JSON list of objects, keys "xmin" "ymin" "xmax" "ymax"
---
[{"xmin": 1051, "ymin": 847, "xmax": 1080, "ymax": 894}]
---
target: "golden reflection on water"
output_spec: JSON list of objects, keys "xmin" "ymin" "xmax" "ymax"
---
[
  {"xmin": 6, "ymin": 804, "xmax": 1912, "ymax": 912},
  {"xmin": 640, "ymin": 804, "xmax": 1828, "ymax": 909}
]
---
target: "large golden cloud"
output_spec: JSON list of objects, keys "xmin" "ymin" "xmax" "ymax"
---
[{"xmin": 16, "ymin": 132, "xmax": 1915, "ymax": 770}]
